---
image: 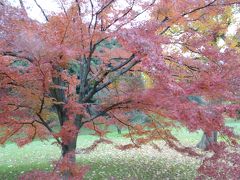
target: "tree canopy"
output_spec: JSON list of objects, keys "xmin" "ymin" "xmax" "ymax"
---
[{"xmin": 0, "ymin": 0, "xmax": 240, "ymax": 179}]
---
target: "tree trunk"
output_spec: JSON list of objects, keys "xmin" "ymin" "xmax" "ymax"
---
[
  {"xmin": 196, "ymin": 131, "xmax": 217, "ymax": 150},
  {"xmin": 117, "ymin": 126, "xmax": 121, "ymax": 134},
  {"xmin": 60, "ymin": 116, "xmax": 83, "ymax": 179},
  {"xmin": 62, "ymin": 134, "xmax": 78, "ymax": 162},
  {"xmin": 61, "ymin": 133, "xmax": 77, "ymax": 179}
]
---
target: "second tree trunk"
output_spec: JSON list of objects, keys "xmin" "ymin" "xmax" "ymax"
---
[{"xmin": 196, "ymin": 131, "xmax": 217, "ymax": 150}]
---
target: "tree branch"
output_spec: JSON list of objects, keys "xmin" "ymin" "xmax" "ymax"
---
[
  {"xmin": 95, "ymin": 59, "xmax": 140, "ymax": 93},
  {"xmin": 88, "ymin": 0, "xmax": 94, "ymax": 33},
  {"xmin": 57, "ymin": 0, "xmax": 68, "ymax": 17},
  {"xmin": 110, "ymin": 112, "xmax": 134, "ymax": 128},
  {"xmin": 82, "ymin": 54, "xmax": 137, "ymax": 102},
  {"xmin": 0, "ymin": 51, "xmax": 33, "ymax": 62},
  {"xmin": 96, "ymin": 0, "xmax": 116, "ymax": 15},
  {"xmin": 159, "ymin": 0, "xmax": 217, "ymax": 35},
  {"xmin": 103, "ymin": 0, "xmax": 136, "ymax": 31},
  {"xmin": 36, "ymin": 113, "xmax": 62, "ymax": 145},
  {"xmin": 82, "ymin": 100, "xmax": 131, "ymax": 123},
  {"xmin": 33, "ymin": 0, "xmax": 49, "ymax": 22},
  {"xmin": 109, "ymin": 54, "xmax": 135, "ymax": 72},
  {"xmin": 19, "ymin": 0, "xmax": 27, "ymax": 15},
  {"xmin": 113, "ymin": 0, "xmax": 156, "ymax": 32},
  {"xmin": 75, "ymin": 0, "xmax": 81, "ymax": 16}
]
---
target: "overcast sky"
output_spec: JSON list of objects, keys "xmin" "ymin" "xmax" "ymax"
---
[
  {"xmin": 8, "ymin": 0, "xmax": 150, "ymax": 23},
  {"xmin": 9, "ymin": 0, "xmax": 62, "ymax": 21},
  {"xmin": 8, "ymin": 0, "xmax": 240, "ymax": 35}
]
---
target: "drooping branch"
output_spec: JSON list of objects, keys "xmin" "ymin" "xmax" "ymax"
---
[
  {"xmin": 6, "ymin": 99, "xmax": 62, "ymax": 145},
  {"xmin": 110, "ymin": 112, "xmax": 133, "ymax": 128},
  {"xmin": 38, "ymin": 96, "xmax": 45, "ymax": 114},
  {"xmin": 0, "ymin": 124, "xmax": 23, "ymax": 144}
]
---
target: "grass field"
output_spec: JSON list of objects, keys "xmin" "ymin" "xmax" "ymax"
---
[{"xmin": 0, "ymin": 121, "xmax": 239, "ymax": 180}]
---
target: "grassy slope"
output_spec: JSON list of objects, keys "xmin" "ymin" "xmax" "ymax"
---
[{"xmin": 0, "ymin": 122, "xmax": 239, "ymax": 180}]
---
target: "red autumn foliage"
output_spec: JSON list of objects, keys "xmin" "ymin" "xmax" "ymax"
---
[
  {"xmin": 55, "ymin": 121, "xmax": 78, "ymax": 145},
  {"xmin": 0, "ymin": 0, "xmax": 240, "ymax": 179},
  {"xmin": 197, "ymin": 143, "xmax": 240, "ymax": 180}
]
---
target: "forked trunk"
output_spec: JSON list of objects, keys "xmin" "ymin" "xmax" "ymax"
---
[{"xmin": 196, "ymin": 131, "xmax": 217, "ymax": 150}]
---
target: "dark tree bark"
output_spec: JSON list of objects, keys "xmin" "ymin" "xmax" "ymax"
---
[
  {"xmin": 117, "ymin": 126, "xmax": 122, "ymax": 134},
  {"xmin": 61, "ymin": 138, "xmax": 78, "ymax": 180},
  {"xmin": 61, "ymin": 116, "xmax": 83, "ymax": 179},
  {"xmin": 62, "ymin": 117, "xmax": 83, "ymax": 158},
  {"xmin": 196, "ymin": 131, "xmax": 217, "ymax": 150}
]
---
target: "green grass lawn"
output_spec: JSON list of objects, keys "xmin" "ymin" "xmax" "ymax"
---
[{"xmin": 0, "ymin": 121, "xmax": 239, "ymax": 180}]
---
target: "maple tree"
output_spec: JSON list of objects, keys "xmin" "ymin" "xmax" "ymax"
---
[{"xmin": 0, "ymin": 0, "xmax": 240, "ymax": 179}]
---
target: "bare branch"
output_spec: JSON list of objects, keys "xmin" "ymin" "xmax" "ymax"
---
[
  {"xmin": 75, "ymin": 0, "xmax": 81, "ymax": 16},
  {"xmin": 88, "ymin": 0, "xmax": 94, "ymax": 33},
  {"xmin": 19, "ymin": 0, "xmax": 27, "ymax": 14},
  {"xmin": 33, "ymin": 0, "xmax": 49, "ymax": 22},
  {"xmin": 57, "ymin": 0, "xmax": 68, "ymax": 17},
  {"xmin": 0, "ymin": 1, "xmax": 4, "ymax": 6},
  {"xmin": 96, "ymin": 0, "xmax": 116, "ymax": 15},
  {"xmin": 103, "ymin": 0, "xmax": 136, "ymax": 31}
]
